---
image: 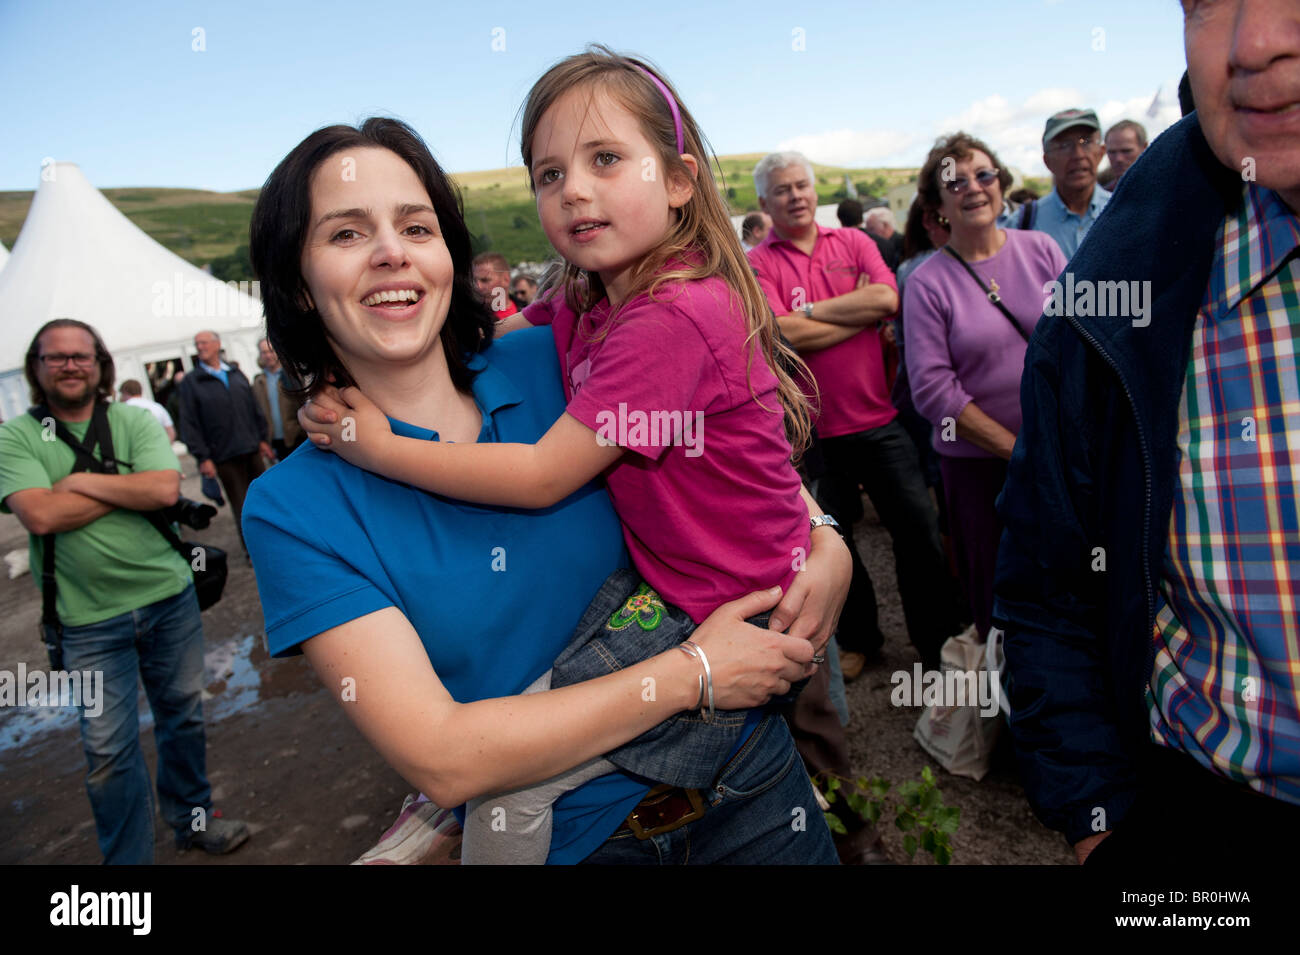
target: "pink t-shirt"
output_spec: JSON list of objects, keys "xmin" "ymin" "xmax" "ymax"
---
[
  {"xmin": 746, "ymin": 225, "xmax": 899, "ymax": 438},
  {"xmin": 523, "ymin": 278, "xmax": 810, "ymax": 623}
]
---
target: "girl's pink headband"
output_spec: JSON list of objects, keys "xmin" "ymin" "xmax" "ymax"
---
[{"xmin": 633, "ymin": 65, "xmax": 685, "ymax": 155}]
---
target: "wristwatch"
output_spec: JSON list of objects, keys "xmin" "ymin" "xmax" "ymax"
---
[
  {"xmin": 809, "ymin": 514, "xmax": 839, "ymax": 531},
  {"xmin": 802, "ymin": 302, "xmax": 815, "ymax": 318}
]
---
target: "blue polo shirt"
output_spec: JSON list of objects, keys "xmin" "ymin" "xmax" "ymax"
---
[
  {"xmin": 1034, "ymin": 185, "xmax": 1111, "ymax": 259},
  {"xmin": 242, "ymin": 327, "xmax": 648, "ymax": 864}
]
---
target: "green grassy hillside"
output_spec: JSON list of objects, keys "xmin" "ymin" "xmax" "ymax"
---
[{"xmin": 1, "ymin": 158, "xmax": 1039, "ymax": 275}]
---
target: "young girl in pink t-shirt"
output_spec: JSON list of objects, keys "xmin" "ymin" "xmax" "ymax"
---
[{"xmin": 301, "ymin": 48, "xmax": 848, "ymax": 863}]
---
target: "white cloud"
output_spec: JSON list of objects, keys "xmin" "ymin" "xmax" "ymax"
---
[
  {"xmin": 939, "ymin": 89, "xmax": 1081, "ymax": 131},
  {"xmin": 775, "ymin": 128, "xmax": 926, "ymax": 168},
  {"xmin": 779, "ymin": 81, "xmax": 1184, "ymax": 177}
]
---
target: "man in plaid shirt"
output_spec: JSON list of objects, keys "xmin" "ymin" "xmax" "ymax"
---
[{"xmin": 995, "ymin": 0, "xmax": 1300, "ymax": 867}]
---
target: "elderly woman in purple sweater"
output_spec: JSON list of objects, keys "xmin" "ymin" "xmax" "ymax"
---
[{"xmin": 903, "ymin": 132, "xmax": 1067, "ymax": 641}]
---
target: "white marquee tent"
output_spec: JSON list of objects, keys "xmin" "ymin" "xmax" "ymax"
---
[
  {"xmin": 0, "ymin": 242, "xmax": 9, "ymax": 272},
  {"xmin": 0, "ymin": 163, "xmax": 264, "ymax": 421}
]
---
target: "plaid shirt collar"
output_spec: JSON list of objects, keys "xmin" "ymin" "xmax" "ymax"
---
[{"xmin": 1214, "ymin": 184, "xmax": 1300, "ymax": 315}]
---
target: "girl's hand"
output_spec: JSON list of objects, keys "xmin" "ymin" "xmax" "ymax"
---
[
  {"xmin": 299, "ymin": 385, "xmax": 394, "ymax": 472},
  {"xmin": 768, "ymin": 526, "xmax": 852, "ymax": 656},
  {"xmin": 297, "ymin": 386, "xmax": 345, "ymax": 449},
  {"xmin": 687, "ymin": 587, "xmax": 817, "ymax": 709}
]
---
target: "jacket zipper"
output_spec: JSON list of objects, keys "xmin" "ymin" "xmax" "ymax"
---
[{"xmin": 1063, "ymin": 318, "xmax": 1156, "ymax": 676}]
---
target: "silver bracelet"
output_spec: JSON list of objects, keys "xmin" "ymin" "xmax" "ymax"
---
[
  {"xmin": 679, "ymin": 640, "xmax": 715, "ymax": 723},
  {"xmin": 676, "ymin": 643, "xmax": 705, "ymax": 711}
]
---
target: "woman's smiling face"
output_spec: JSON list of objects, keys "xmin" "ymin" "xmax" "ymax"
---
[
  {"xmin": 937, "ymin": 150, "xmax": 1003, "ymax": 234},
  {"xmin": 299, "ymin": 147, "xmax": 455, "ymax": 378}
]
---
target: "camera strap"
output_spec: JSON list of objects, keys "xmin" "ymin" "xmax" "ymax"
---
[
  {"xmin": 29, "ymin": 402, "xmax": 111, "ymax": 474},
  {"xmin": 27, "ymin": 403, "xmax": 196, "ymax": 641},
  {"xmin": 28, "ymin": 403, "xmax": 116, "ymax": 643}
]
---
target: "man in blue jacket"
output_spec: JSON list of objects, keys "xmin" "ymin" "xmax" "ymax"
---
[
  {"xmin": 178, "ymin": 330, "xmax": 271, "ymax": 552},
  {"xmin": 994, "ymin": 0, "xmax": 1299, "ymax": 866}
]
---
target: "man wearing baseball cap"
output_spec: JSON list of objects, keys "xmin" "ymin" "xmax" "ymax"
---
[{"xmin": 1034, "ymin": 108, "xmax": 1111, "ymax": 258}]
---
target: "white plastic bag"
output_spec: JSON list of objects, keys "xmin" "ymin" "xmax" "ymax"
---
[{"xmin": 913, "ymin": 625, "xmax": 1002, "ymax": 781}]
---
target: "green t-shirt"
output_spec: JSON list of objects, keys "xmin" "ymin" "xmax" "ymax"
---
[{"xmin": 0, "ymin": 403, "xmax": 191, "ymax": 626}]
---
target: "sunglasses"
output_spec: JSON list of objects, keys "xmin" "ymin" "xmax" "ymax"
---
[{"xmin": 944, "ymin": 168, "xmax": 1000, "ymax": 195}]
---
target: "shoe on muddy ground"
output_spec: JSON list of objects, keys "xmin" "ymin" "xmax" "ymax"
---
[
  {"xmin": 839, "ymin": 649, "xmax": 867, "ymax": 682},
  {"xmin": 175, "ymin": 815, "xmax": 250, "ymax": 855}
]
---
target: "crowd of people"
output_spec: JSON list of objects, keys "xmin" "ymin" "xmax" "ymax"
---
[{"xmin": 1, "ymin": 1, "xmax": 1296, "ymax": 868}]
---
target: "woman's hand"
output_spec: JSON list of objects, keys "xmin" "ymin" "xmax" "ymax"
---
[
  {"xmin": 298, "ymin": 385, "xmax": 395, "ymax": 471},
  {"xmin": 687, "ymin": 587, "xmax": 818, "ymax": 709},
  {"xmin": 955, "ymin": 401, "xmax": 1018, "ymax": 460},
  {"xmin": 768, "ymin": 526, "xmax": 852, "ymax": 656},
  {"xmin": 304, "ymin": 597, "xmax": 813, "ymax": 808}
]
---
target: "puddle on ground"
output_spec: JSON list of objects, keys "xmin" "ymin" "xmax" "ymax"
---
[
  {"xmin": 0, "ymin": 701, "xmax": 79, "ymax": 754},
  {"xmin": 0, "ymin": 632, "xmax": 320, "ymax": 756}
]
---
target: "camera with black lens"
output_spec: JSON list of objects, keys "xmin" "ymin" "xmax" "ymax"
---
[{"xmin": 161, "ymin": 496, "xmax": 218, "ymax": 530}]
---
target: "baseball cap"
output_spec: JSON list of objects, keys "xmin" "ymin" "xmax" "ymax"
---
[{"xmin": 1042, "ymin": 108, "xmax": 1101, "ymax": 147}]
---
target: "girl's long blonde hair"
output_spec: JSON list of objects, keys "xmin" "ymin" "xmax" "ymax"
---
[{"xmin": 520, "ymin": 46, "xmax": 814, "ymax": 458}]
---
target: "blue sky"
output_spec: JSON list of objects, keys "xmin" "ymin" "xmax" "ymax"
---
[{"xmin": 0, "ymin": 0, "xmax": 1189, "ymax": 192}]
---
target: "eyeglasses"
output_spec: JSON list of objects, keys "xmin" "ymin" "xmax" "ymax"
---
[
  {"xmin": 1046, "ymin": 136, "xmax": 1101, "ymax": 155},
  {"xmin": 944, "ymin": 169, "xmax": 1000, "ymax": 195},
  {"xmin": 39, "ymin": 353, "xmax": 96, "ymax": 369}
]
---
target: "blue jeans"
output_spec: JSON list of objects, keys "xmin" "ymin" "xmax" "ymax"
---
[
  {"xmin": 580, "ymin": 711, "xmax": 839, "ymax": 864},
  {"xmin": 58, "ymin": 582, "xmax": 211, "ymax": 864},
  {"xmin": 824, "ymin": 635, "xmax": 850, "ymax": 726},
  {"xmin": 550, "ymin": 569, "xmax": 805, "ymax": 789}
]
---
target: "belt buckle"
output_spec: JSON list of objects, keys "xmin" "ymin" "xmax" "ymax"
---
[{"xmin": 625, "ymin": 784, "xmax": 706, "ymax": 840}]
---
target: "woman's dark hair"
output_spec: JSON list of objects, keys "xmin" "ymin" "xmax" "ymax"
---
[
  {"xmin": 25, "ymin": 318, "xmax": 116, "ymax": 406},
  {"xmin": 915, "ymin": 131, "xmax": 1015, "ymax": 230},
  {"xmin": 901, "ymin": 196, "xmax": 933, "ymax": 262},
  {"xmin": 249, "ymin": 117, "xmax": 495, "ymax": 397}
]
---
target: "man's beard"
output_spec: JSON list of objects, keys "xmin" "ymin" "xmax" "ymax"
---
[{"xmin": 46, "ymin": 376, "xmax": 96, "ymax": 410}]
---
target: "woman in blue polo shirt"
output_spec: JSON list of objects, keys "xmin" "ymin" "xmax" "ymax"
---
[{"xmin": 241, "ymin": 117, "xmax": 843, "ymax": 864}]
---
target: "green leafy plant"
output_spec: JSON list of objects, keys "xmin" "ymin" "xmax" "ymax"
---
[{"xmin": 818, "ymin": 766, "xmax": 960, "ymax": 865}]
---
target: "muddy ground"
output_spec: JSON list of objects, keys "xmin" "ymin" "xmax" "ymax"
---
[{"xmin": 0, "ymin": 459, "xmax": 1073, "ymax": 865}]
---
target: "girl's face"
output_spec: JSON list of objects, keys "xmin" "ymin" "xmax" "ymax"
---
[
  {"xmin": 529, "ymin": 86, "xmax": 696, "ymax": 306},
  {"xmin": 299, "ymin": 147, "xmax": 455, "ymax": 380}
]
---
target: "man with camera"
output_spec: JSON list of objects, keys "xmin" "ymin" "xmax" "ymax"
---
[{"xmin": 0, "ymin": 319, "xmax": 248, "ymax": 864}]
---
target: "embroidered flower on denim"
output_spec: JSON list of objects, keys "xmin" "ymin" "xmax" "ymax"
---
[{"xmin": 607, "ymin": 584, "xmax": 666, "ymax": 631}]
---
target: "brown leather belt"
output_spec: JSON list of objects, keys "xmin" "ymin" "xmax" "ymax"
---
[{"xmin": 620, "ymin": 783, "xmax": 706, "ymax": 839}]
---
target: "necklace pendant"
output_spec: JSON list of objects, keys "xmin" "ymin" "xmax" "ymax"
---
[{"xmin": 988, "ymin": 277, "xmax": 1000, "ymax": 294}]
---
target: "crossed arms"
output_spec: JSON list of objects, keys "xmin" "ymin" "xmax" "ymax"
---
[{"xmin": 6, "ymin": 470, "xmax": 179, "ymax": 536}]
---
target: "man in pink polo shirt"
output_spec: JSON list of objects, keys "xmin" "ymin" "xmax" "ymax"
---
[{"xmin": 748, "ymin": 151, "xmax": 958, "ymax": 675}]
